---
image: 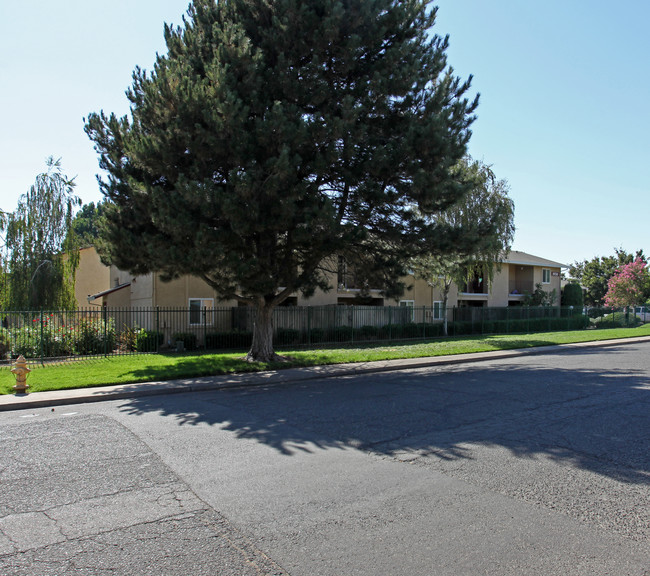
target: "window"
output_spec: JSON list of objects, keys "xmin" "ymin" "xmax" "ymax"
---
[
  {"xmin": 462, "ymin": 268, "xmax": 487, "ymax": 294},
  {"xmin": 189, "ymin": 298, "xmax": 214, "ymax": 325},
  {"xmin": 542, "ymin": 269, "xmax": 551, "ymax": 284},
  {"xmin": 433, "ymin": 301, "xmax": 444, "ymax": 320}
]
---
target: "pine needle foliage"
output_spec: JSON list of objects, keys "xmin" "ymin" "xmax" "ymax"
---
[{"xmin": 85, "ymin": 0, "xmax": 479, "ymax": 361}]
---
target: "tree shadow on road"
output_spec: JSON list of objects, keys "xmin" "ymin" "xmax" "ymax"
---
[{"xmin": 118, "ymin": 345, "xmax": 650, "ymax": 485}]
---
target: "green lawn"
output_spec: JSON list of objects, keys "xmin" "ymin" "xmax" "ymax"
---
[{"xmin": 2, "ymin": 325, "xmax": 650, "ymax": 395}]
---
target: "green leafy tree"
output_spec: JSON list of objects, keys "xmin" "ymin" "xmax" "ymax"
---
[
  {"xmin": 411, "ymin": 157, "xmax": 515, "ymax": 335},
  {"xmin": 0, "ymin": 210, "xmax": 8, "ymax": 308},
  {"xmin": 523, "ymin": 283, "xmax": 557, "ymax": 306},
  {"xmin": 5, "ymin": 157, "xmax": 81, "ymax": 309},
  {"xmin": 68, "ymin": 201, "xmax": 107, "ymax": 247},
  {"xmin": 603, "ymin": 258, "xmax": 650, "ymax": 309},
  {"xmin": 569, "ymin": 248, "xmax": 645, "ymax": 306},
  {"xmin": 86, "ymin": 0, "xmax": 478, "ymax": 361}
]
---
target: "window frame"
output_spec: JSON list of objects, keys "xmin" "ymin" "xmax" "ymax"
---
[
  {"xmin": 542, "ymin": 268, "xmax": 551, "ymax": 284},
  {"xmin": 189, "ymin": 297, "xmax": 214, "ymax": 326}
]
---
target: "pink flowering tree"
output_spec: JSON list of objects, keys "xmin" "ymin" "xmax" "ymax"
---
[{"xmin": 603, "ymin": 258, "xmax": 650, "ymax": 309}]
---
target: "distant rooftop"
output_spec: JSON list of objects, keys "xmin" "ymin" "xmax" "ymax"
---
[{"xmin": 501, "ymin": 251, "xmax": 567, "ymax": 269}]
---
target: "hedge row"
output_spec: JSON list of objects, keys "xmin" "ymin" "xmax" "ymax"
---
[{"xmin": 188, "ymin": 315, "xmax": 591, "ymax": 350}]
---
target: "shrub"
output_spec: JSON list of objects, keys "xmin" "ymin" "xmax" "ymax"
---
[
  {"xmin": 562, "ymin": 283, "xmax": 584, "ymax": 308},
  {"xmin": 10, "ymin": 317, "xmax": 81, "ymax": 358},
  {"xmin": 358, "ymin": 325, "xmax": 379, "ymax": 340},
  {"xmin": 326, "ymin": 326, "xmax": 353, "ymax": 342},
  {"xmin": 422, "ymin": 323, "xmax": 444, "ymax": 338},
  {"xmin": 593, "ymin": 311, "xmax": 639, "ymax": 329},
  {"xmin": 172, "ymin": 332, "xmax": 198, "ymax": 350},
  {"xmin": 135, "ymin": 329, "xmax": 164, "ymax": 352},
  {"xmin": 306, "ymin": 328, "xmax": 325, "ymax": 344},
  {"xmin": 72, "ymin": 317, "xmax": 116, "ymax": 355},
  {"xmin": 276, "ymin": 328, "xmax": 300, "ymax": 346},
  {"xmin": 117, "ymin": 326, "xmax": 138, "ymax": 351},
  {"xmin": 0, "ymin": 328, "xmax": 12, "ymax": 360},
  {"xmin": 205, "ymin": 331, "xmax": 252, "ymax": 349}
]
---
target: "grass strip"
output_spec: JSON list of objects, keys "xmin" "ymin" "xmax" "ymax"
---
[{"xmin": 2, "ymin": 325, "xmax": 649, "ymax": 395}]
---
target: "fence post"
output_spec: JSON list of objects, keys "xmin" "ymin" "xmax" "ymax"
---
[
  {"xmin": 156, "ymin": 306, "xmax": 160, "ymax": 352},
  {"xmin": 103, "ymin": 306, "xmax": 108, "ymax": 357},
  {"xmin": 307, "ymin": 306, "xmax": 312, "ymax": 346},
  {"xmin": 422, "ymin": 306, "xmax": 426, "ymax": 338},
  {"xmin": 203, "ymin": 306, "xmax": 207, "ymax": 350},
  {"xmin": 452, "ymin": 306, "xmax": 456, "ymax": 336},
  {"xmin": 40, "ymin": 307, "xmax": 44, "ymax": 365}
]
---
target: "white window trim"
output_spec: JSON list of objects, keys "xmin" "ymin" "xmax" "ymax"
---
[
  {"xmin": 542, "ymin": 269, "xmax": 551, "ymax": 284},
  {"xmin": 433, "ymin": 301, "xmax": 444, "ymax": 320},
  {"xmin": 189, "ymin": 298, "xmax": 214, "ymax": 325}
]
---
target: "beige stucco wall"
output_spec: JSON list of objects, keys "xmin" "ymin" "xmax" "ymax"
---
[
  {"xmin": 129, "ymin": 273, "xmax": 154, "ymax": 308},
  {"xmin": 393, "ymin": 276, "xmax": 462, "ymax": 308},
  {"xmin": 73, "ymin": 247, "xmax": 111, "ymax": 308},
  {"xmin": 73, "ymin": 246, "xmax": 564, "ymax": 310},
  {"xmin": 153, "ymin": 274, "xmax": 242, "ymax": 308},
  {"xmin": 535, "ymin": 266, "xmax": 562, "ymax": 305},
  {"xmin": 488, "ymin": 265, "xmax": 510, "ymax": 307},
  {"xmin": 400, "ymin": 263, "xmax": 564, "ymax": 309}
]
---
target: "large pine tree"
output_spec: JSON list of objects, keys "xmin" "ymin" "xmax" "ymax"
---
[{"xmin": 86, "ymin": 0, "xmax": 478, "ymax": 361}]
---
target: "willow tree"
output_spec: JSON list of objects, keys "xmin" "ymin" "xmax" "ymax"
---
[
  {"xmin": 86, "ymin": 0, "xmax": 479, "ymax": 361},
  {"xmin": 5, "ymin": 157, "xmax": 80, "ymax": 309},
  {"xmin": 411, "ymin": 157, "xmax": 515, "ymax": 335}
]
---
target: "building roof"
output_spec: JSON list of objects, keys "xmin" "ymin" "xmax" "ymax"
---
[
  {"xmin": 87, "ymin": 281, "xmax": 131, "ymax": 304},
  {"xmin": 501, "ymin": 251, "xmax": 567, "ymax": 269}
]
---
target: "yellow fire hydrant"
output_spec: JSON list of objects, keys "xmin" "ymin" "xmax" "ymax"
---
[{"xmin": 12, "ymin": 355, "xmax": 31, "ymax": 394}]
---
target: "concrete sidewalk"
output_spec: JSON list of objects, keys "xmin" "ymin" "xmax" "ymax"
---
[{"xmin": 2, "ymin": 336, "xmax": 650, "ymax": 412}]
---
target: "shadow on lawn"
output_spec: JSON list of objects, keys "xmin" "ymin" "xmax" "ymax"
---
[{"xmin": 115, "ymin": 341, "xmax": 650, "ymax": 487}]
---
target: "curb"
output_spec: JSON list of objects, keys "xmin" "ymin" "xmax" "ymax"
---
[{"xmin": 2, "ymin": 336, "xmax": 650, "ymax": 412}]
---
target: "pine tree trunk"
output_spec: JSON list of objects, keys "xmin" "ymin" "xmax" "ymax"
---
[{"xmin": 245, "ymin": 302, "xmax": 281, "ymax": 363}]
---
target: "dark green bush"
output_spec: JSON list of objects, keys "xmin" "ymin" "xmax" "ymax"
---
[
  {"xmin": 135, "ymin": 329, "xmax": 164, "ymax": 352},
  {"xmin": 425, "ymin": 323, "xmax": 445, "ymax": 337},
  {"xmin": 276, "ymin": 328, "xmax": 300, "ymax": 346},
  {"xmin": 358, "ymin": 325, "xmax": 379, "ymax": 340},
  {"xmin": 562, "ymin": 283, "xmax": 584, "ymax": 308},
  {"xmin": 326, "ymin": 326, "xmax": 353, "ymax": 342},
  {"xmin": 306, "ymin": 328, "xmax": 326, "ymax": 343},
  {"xmin": 205, "ymin": 331, "xmax": 252, "ymax": 349},
  {"xmin": 172, "ymin": 332, "xmax": 198, "ymax": 350}
]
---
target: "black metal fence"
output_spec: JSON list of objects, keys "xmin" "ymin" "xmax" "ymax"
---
[{"xmin": 0, "ymin": 305, "xmax": 645, "ymax": 364}]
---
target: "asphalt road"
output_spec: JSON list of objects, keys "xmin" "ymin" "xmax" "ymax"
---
[{"xmin": 1, "ymin": 341, "xmax": 649, "ymax": 575}]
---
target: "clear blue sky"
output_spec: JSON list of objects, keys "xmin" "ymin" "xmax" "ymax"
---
[{"xmin": 1, "ymin": 1, "xmax": 648, "ymax": 266}]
